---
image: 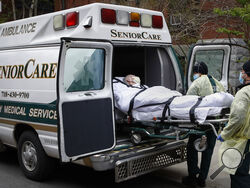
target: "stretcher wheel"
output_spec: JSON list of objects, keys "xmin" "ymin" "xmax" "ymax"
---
[
  {"xmin": 194, "ymin": 135, "xmax": 207, "ymax": 152},
  {"xmin": 130, "ymin": 133, "xmax": 142, "ymax": 144}
]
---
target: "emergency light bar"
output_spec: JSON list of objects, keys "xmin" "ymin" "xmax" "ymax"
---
[
  {"xmin": 66, "ymin": 12, "xmax": 79, "ymax": 27},
  {"xmin": 130, "ymin": 12, "xmax": 140, "ymax": 27},
  {"xmin": 101, "ymin": 8, "xmax": 163, "ymax": 28},
  {"xmin": 152, "ymin": 15, "xmax": 163, "ymax": 28},
  {"xmin": 53, "ymin": 11, "xmax": 79, "ymax": 30},
  {"xmin": 53, "ymin": 15, "xmax": 65, "ymax": 30},
  {"xmin": 116, "ymin": 10, "xmax": 129, "ymax": 25},
  {"xmin": 101, "ymin": 8, "xmax": 116, "ymax": 24},
  {"xmin": 53, "ymin": 8, "xmax": 163, "ymax": 31},
  {"xmin": 141, "ymin": 14, "xmax": 152, "ymax": 28}
]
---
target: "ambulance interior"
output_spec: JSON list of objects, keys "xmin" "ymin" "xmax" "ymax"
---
[
  {"xmin": 112, "ymin": 46, "xmax": 179, "ymax": 141},
  {"xmin": 112, "ymin": 46, "xmax": 176, "ymax": 89}
]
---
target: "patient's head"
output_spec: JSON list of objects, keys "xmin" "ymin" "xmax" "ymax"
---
[{"xmin": 124, "ymin": 74, "xmax": 141, "ymax": 86}]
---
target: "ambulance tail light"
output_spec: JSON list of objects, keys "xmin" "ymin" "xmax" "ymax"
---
[
  {"xmin": 152, "ymin": 15, "xmax": 163, "ymax": 28},
  {"xmin": 101, "ymin": 8, "xmax": 116, "ymax": 24},
  {"xmin": 130, "ymin": 12, "xmax": 140, "ymax": 27},
  {"xmin": 66, "ymin": 12, "xmax": 79, "ymax": 28}
]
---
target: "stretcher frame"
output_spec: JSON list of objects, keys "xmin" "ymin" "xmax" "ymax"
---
[
  {"xmin": 116, "ymin": 111, "xmax": 229, "ymax": 143},
  {"xmin": 113, "ymin": 78, "xmax": 231, "ymax": 142}
]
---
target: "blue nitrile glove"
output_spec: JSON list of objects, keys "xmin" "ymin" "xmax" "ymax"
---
[{"xmin": 217, "ymin": 134, "xmax": 224, "ymax": 142}]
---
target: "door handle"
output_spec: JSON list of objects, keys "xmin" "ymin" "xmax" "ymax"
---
[{"xmin": 84, "ymin": 92, "xmax": 96, "ymax": 96}]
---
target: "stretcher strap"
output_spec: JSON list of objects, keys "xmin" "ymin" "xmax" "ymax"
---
[
  {"xmin": 127, "ymin": 89, "xmax": 147, "ymax": 119},
  {"xmin": 135, "ymin": 97, "xmax": 177, "ymax": 109},
  {"xmin": 207, "ymin": 75, "xmax": 217, "ymax": 93},
  {"xmin": 189, "ymin": 97, "xmax": 204, "ymax": 123},
  {"xmin": 161, "ymin": 96, "xmax": 177, "ymax": 122}
]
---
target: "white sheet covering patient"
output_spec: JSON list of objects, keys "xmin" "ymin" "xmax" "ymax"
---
[{"xmin": 113, "ymin": 77, "xmax": 234, "ymax": 123}]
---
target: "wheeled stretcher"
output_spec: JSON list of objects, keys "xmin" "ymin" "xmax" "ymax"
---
[
  {"xmin": 113, "ymin": 78, "xmax": 232, "ymax": 145},
  {"xmin": 116, "ymin": 107, "xmax": 229, "ymax": 146}
]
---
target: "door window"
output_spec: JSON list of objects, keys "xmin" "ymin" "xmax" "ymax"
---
[
  {"xmin": 193, "ymin": 50, "xmax": 224, "ymax": 80},
  {"xmin": 64, "ymin": 48, "xmax": 105, "ymax": 92}
]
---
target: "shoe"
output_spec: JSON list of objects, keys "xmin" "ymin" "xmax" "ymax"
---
[
  {"xmin": 182, "ymin": 176, "xmax": 197, "ymax": 187},
  {"xmin": 196, "ymin": 178, "xmax": 206, "ymax": 187}
]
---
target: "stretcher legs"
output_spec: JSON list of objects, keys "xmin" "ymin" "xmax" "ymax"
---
[{"xmin": 128, "ymin": 126, "xmax": 207, "ymax": 145}]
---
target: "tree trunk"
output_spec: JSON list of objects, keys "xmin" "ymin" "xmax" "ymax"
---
[
  {"xmin": 29, "ymin": 0, "xmax": 35, "ymax": 17},
  {"xmin": 11, "ymin": 0, "xmax": 16, "ymax": 20},
  {"xmin": 34, "ymin": 0, "xmax": 38, "ymax": 16},
  {"xmin": 22, "ymin": 0, "xmax": 25, "ymax": 18}
]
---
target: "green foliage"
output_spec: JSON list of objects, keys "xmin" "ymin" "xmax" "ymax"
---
[
  {"xmin": 214, "ymin": 4, "xmax": 250, "ymax": 24},
  {"xmin": 216, "ymin": 28, "xmax": 244, "ymax": 36},
  {"xmin": 214, "ymin": 0, "xmax": 250, "ymax": 49},
  {"xmin": 237, "ymin": 0, "xmax": 250, "ymax": 6}
]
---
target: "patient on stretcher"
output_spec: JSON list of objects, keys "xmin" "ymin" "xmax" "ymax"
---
[
  {"xmin": 113, "ymin": 76, "xmax": 234, "ymax": 123},
  {"xmin": 123, "ymin": 74, "xmax": 142, "ymax": 87}
]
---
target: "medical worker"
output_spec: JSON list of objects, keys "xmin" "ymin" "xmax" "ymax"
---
[
  {"xmin": 217, "ymin": 60, "xmax": 250, "ymax": 188},
  {"xmin": 182, "ymin": 61, "xmax": 225, "ymax": 187}
]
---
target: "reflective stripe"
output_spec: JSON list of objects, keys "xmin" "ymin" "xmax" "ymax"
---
[{"xmin": 0, "ymin": 118, "xmax": 57, "ymax": 132}]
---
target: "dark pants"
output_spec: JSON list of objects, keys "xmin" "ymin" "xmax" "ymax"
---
[
  {"xmin": 230, "ymin": 140, "xmax": 250, "ymax": 188},
  {"xmin": 187, "ymin": 130, "xmax": 217, "ymax": 181}
]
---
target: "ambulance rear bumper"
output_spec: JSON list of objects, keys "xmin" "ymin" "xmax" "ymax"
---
[{"xmin": 90, "ymin": 140, "xmax": 187, "ymax": 182}]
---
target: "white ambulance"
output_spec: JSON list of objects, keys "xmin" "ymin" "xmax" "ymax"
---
[{"xmin": 0, "ymin": 3, "xmax": 188, "ymax": 182}]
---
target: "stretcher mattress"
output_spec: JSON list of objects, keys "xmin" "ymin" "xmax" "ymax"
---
[{"xmin": 113, "ymin": 78, "xmax": 234, "ymax": 123}]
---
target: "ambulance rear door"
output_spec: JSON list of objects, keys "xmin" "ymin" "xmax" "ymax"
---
[
  {"xmin": 57, "ymin": 38, "xmax": 115, "ymax": 162},
  {"xmin": 186, "ymin": 44, "xmax": 231, "ymax": 92}
]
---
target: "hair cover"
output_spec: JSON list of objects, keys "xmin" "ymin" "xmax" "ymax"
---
[
  {"xmin": 243, "ymin": 60, "xmax": 250, "ymax": 76},
  {"xmin": 193, "ymin": 61, "xmax": 208, "ymax": 74}
]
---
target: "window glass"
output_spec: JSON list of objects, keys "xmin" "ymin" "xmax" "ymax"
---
[
  {"xmin": 193, "ymin": 50, "xmax": 224, "ymax": 80},
  {"xmin": 64, "ymin": 48, "xmax": 105, "ymax": 92}
]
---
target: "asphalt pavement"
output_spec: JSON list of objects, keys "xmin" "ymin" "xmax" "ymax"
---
[{"xmin": 0, "ymin": 141, "xmax": 230, "ymax": 188}]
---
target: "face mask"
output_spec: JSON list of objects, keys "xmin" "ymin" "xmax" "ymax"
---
[
  {"xmin": 193, "ymin": 74, "xmax": 200, "ymax": 80},
  {"xmin": 239, "ymin": 72, "xmax": 245, "ymax": 84}
]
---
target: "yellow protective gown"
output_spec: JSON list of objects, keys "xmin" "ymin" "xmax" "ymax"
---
[
  {"xmin": 219, "ymin": 85, "xmax": 250, "ymax": 174},
  {"xmin": 187, "ymin": 75, "xmax": 225, "ymax": 96}
]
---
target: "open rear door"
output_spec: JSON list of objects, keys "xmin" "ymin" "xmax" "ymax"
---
[
  {"xmin": 186, "ymin": 44, "xmax": 231, "ymax": 92},
  {"xmin": 57, "ymin": 38, "xmax": 115, "ymax": 162}
]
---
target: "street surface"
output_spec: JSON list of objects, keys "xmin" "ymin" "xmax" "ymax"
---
[{"xmin": 0, "ymin": 142, "xmax": 230, "ymax": 188}]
